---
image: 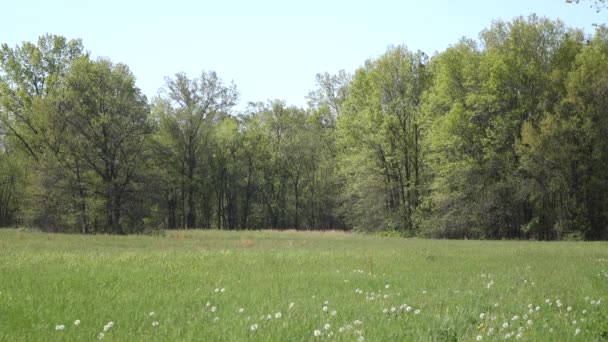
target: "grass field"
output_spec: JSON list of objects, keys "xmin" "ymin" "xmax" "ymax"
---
[{"xmin": 0, "ymin": 229, "xmax": 606, "ymax": 341}]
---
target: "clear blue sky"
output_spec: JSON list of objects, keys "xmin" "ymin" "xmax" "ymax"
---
[{"xmin": 2, "ymin": 0, "xmax": 604, "ymax": 109}]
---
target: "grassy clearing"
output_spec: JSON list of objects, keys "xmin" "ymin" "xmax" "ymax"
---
[{"xmin": 0, "ymin": 229, "xmax": 606, "ymax": 341}]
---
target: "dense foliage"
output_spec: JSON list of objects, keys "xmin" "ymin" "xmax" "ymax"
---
[{"xmin": 1, "ymin": 15, "xmax": 607, "ymax": 239}]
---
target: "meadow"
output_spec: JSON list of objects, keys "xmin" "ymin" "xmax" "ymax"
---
[{"xmin": 0, "ymin": 229, "xmax": 606, "ymax": 341}]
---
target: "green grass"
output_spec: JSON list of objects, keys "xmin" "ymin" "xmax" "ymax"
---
[{"xmin": 0, "ymin": 229, "xmax": 607, "ymax": 341}]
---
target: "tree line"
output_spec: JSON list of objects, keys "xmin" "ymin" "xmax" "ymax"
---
[{"xmin": 1, "ymin": 15, "xmax": 607, "ymax": 239}]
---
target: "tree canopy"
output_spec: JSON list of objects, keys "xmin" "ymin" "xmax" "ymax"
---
[{"xmin": 1, "ymin": 15, "xmax": 607, "ymax": 240}]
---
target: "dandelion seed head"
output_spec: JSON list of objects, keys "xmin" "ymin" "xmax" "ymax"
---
[
  {"xmin": 74, "ymin": 320, "xmax": 80, "ymax": 326},
  {"xmin": 313, "ymin": 329, "xmax": 322, "ymax": 337}
]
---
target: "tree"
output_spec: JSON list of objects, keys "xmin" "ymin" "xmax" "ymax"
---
[
  {"xmin": 338, "ymin": 45, "xmax": 429, "ymax": 233},
  {"xmin": 52, "ymin": 57, "xmax": 153, "ymax": 233},
  {"xmin": 155, "ymin": 71, "xmax": 238, "ymax": 229}
]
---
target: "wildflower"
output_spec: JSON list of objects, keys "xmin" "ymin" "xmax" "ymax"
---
[
  {"xmin": 74, "ymin": 320, "xmax": 80, "ymax": 326},
  {"xmin": 331, "ymin": 310, "xmax": 337, "ymax": 316},
  {"xmin": 250, "ymin": 324, "xmax": 258, "ymax": 331},
  {"xmin": 322, "ymin": 306, "xmax": 328, "ymax": 312},
  {"xmin": 504, "ymin": 333, "xmax": 511, "ymax": 339},
  {"xmin": 385, "ymin": 284, "xmax": 390, "ymax": 289},
  {"xmin": 220, "ymin": 288, "xmax": 225, "ymax": 293},
  {"xmin": 238, "ymin": 308, "xmax": 245, "ymax": 313},
  {"xmin": 422, "ymin": 290, "xmax": 427, "ymax": 294},
  {"xmin": 354, "ymin": 320, "xmax": 363, "ymax": 325},
  {"xmin": 477, "ymin": 335, "xmax": 483, "ymax": 341},
  {"xmin": 480, "ymin": 312, "xmax": 486, "ymax": 319},
  {"xmin": 528, "ymin": 304, "xmax": 533, "ymax": 309},
  {"xmin": 149, "ymin": 311, "xmax": 155, "ymax": 317},
  {"xmin": 535, "ymin": 306, "xmax": 540, "ymax": 311},
  {"xmin": 266, "ymin": 314, "xmax": 272, "ymax": 320},
  {"xmin": 383, "ymin": 308, "xmax": 389, "ymax": 314},
  {"xmin": 414, "ymin": 309, "xmax": 421, "ymax": 315},
  {"xmin": 549, "ymin": 328, "xmax": 554, "ymax": 333},
  {"xmin": 503, "ymin": 322, "xmax": 509, "ymax": 329},
  {"xmin": 55, "ymin": 325, "xmax": 65, "ymax": 331},
  {"xmin": 406, "ymin": 306, "xmax": 412, "ymax": 312},
  {"xmin": 488, "ymin": 327, "xmax": 495, "ymax": 335},
  {"xmin": 98, "ymin": 332, "xmax": 105, "ymax": 340},
  {"xmin": 289, "ymin": 302, "xmax": 295, "ymax": 309},
  {"xmin": 557, "ymin": 302, "xmax": 563, "ymax": 308},
  {"xmin": 597, "ymin": 300, "xmax": 602, "ymax": 305},
  {"xmin": 528, "ymin": 309, "xmax": 534, "ymax": 314},
  {"xmin": 512, "ymin": 315, "xmax": 519, "ymax": 321},
  {"xmin": 275, "ymin": 312, "xmax": 282, "ymax": 319},
  {"xmin": 357, "ymin": 336, "xmax": 364, "ymax": 342},
  {"xmin": 567, "ymin": 306, "xmax": 572, "ymax": 312},
  {"xmin": 152, "ymin": 321, "xmax": 159, "ymax": 327},
  {"xmin": 324, "ymin": 323, "xmax": 331, "ymax": 330},
  {"xmin": 572, "ymin": 320, "xmax": 577, "ymax": 325},
  {"xmin": 339, "ymin": 327, "xmax": 345, "ymax": 333},
  {"xmin": 206, "ymin": 302, "xmax": 211, "ymax": 307},
  {"xmin": 527, "ymin": 320, "xmax": 533, "ymax": 326},
  {"xmin": 211, "ymin": 306, "xmax": 217, "ymax": 313},
  {"xmin": 214, "ymin": 288, "xmax": 219, "ymax": 293},
  {"xmin": 590, "ymin": 300, "xmax": 596, "ymax": 305},
  {"xmin": 390, "ymin": 307, "xmax": 396, "ymax": 313},
  {"xmin": 516, "ymin": 332, "xmax": 523, "ymax": 339},
  {"xmin": 383, "ymin": 294, "xmax": 389, "ymax": 299},
  {"xmin": 314, "ymin": 329, "xmax": 322, "ymax": 337},
  {"xmin": 575, "ymin": 328, "xmax": 581, "ymax": 335},
  {"xmin": 582, "ymin": 310, "xmax": 587, "ymax": 314},
  {"xmin": 324, "ymin": 300, "xmax": 330, "ymax": 305},
  {"xmin": 214, "ymin": 317, "xmax": 219, "ymax": 322},
  {"xmin": 545, "ymin": 299, "xmax": 551, "ymax": 304}
]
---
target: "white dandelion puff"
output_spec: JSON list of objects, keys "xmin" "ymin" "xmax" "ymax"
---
[
  {"xmin": 314, "ymin": 329, "xmax": 322, "ymax": 337},
  {"xmin": 55, "ymin": 325, "xmax": 65, "ymax": 331},
  {"xmin": 238, "ymin": 308, "xmax": 245, "ymax": 313},
  {"xmin": 152, "ymin": 321, "xmax": 159, "ymax": 327},
  {"xmin": 476, "ymin": 335, "xmax": 483, "ymax": 341},
  {"xmin": 480, "ymin": 312, "xmax": 486, "ymax": 319},
  {"xmin": 324, "ymin": 323, "xmax": 331, "ymax": 330},
  {"xmin": 275, "ymin": 312, "xmax": 282, "ymax": 319},
  {"xmin": 74, "ymin": 320, "xmax": 80, "ymax": 326},
  {"xmin": 414, "ymin": 309, "xmax": 421, "ymax": 315},
  {"xmin": 250, "ymin": 324, "xmax": 258, "ymax": 331},
  {"xmin": 98, "ymin": 332, "xmax": 105, "ymax": 340}
]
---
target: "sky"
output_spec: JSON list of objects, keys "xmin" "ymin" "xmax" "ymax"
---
[{"xmin": 2, "ymin": 0, "xmax": 604, "ymax": 109}]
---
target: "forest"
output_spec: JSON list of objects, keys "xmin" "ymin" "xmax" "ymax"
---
[{"xmin": 1, "ymin": 15, "xmax": 607, "ymax": 240}]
